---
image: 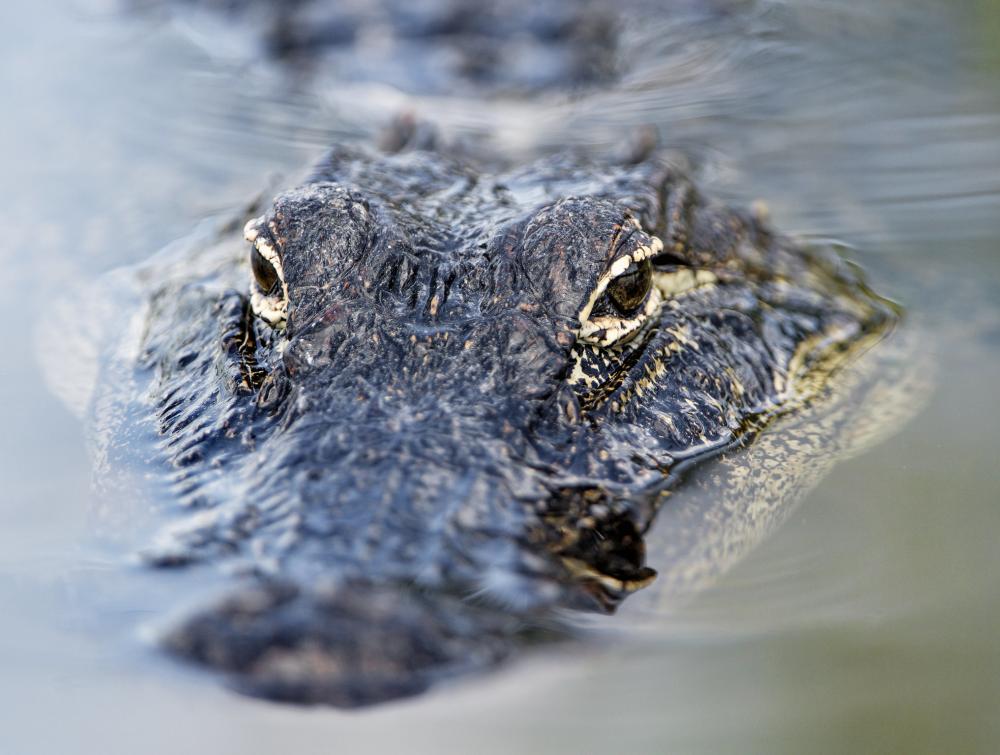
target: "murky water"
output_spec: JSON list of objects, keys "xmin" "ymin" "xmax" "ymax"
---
[{"xmin": 2, "ymin": 1, "xmax": 999, "ymax": 752}]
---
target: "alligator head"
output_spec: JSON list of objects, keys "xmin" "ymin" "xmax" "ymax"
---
[{"xmin": 138, "ymin": 144, "xmax": 893, "ymax": 705}]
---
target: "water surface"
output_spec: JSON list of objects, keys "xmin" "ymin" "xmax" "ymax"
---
[{"xmin": 1, "ymin": 1, "xmax": 998, "ymax": 752}]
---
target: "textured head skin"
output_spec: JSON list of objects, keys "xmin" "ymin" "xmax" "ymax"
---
[{"xmin": 141, "ymin": 143, "xmax": 894, "ymax": 705}]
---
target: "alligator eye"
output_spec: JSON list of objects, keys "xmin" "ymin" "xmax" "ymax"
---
[
  {"xmin": 251, "ymin": 246, "xmax": 279, "ymax": 294},
  {"xmin": 607, "ymin": 259, "xmax": 652, "ymax": 314}
]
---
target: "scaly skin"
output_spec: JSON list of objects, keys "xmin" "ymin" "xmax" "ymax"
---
[{"xmin": 126, "ymin": 142, "xmax": 895, "ymax": 705}]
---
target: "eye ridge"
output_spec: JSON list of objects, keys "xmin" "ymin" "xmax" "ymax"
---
[
  {"xmin": 606, "ymin": 258, "xmax": 652, "ymax": 315},
  {"xmin": 251, "ymin": 246, "xmax": 280, "ymax": 294}
]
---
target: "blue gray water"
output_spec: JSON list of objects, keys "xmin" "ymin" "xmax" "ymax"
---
[{"xmin": 1, "ymin": 1, "xmax": 998, "ymax": 753}]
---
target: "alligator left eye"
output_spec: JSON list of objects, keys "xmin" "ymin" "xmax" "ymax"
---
[
  {"xmin": 250, "ymin": 246, "xmax": 279, "ymax": 294},
  {"xmin": 607, "ymin": 259, "xmax": 652, "ymax": 314}
]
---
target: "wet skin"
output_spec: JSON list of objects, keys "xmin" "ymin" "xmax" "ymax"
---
[{"xmin": 135, "ymin": 141, "xmax": 894, "ymax": 705}]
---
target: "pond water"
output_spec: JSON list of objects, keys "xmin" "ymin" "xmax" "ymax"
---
[{"xmin": 1, "ymin": 1, "xmax": 998, "ymax": 753}]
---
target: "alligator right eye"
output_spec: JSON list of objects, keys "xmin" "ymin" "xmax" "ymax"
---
[
  {"xmin": 606, "ymin": 258, "xmax": 652, "ymax": 315},
  {"xmin": 251, "ymin": 246, "xmax": 280, "ymax": 293}
]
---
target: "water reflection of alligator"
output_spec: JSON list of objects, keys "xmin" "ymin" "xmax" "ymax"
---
[
  {"xmin": 112, "ymin": 136, "xmax": 897, "ymax": 705},
  {"xmin": 142, "ymin": 0, "xmax": 730, "ymax": 95}
]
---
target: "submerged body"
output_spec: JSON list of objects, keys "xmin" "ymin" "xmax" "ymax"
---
[{"xmin": 111, "ymin": 140, "xmax": 897, "ymax": 705}]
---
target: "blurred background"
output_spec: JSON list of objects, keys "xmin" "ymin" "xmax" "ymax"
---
[{"xmin": 1, "ymin": 1, "xmax": 998, "ymax": 752}]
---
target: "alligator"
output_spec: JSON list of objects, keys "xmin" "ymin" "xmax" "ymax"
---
[
  {"xmin": 97, "ymin": 136, "xmax": 899, "ymax": 706},
  {"xmin": 61, "ymin": 0, "xmax": 909, "ymax": 710}
]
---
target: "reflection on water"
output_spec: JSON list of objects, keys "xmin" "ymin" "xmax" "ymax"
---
[{"xmin": 1, "ymin": 0, "xmax": 999, "ymax": 752}]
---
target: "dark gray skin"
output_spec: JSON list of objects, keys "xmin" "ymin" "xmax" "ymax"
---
[{"xmin": 135, "ymin": 140, "xmax": 894, "ymax": 706}]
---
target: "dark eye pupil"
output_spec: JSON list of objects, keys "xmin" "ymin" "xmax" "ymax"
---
[
  {"xmin": 607, "ymin": 259, "xmax": 652, "ymax": 314},
  {"xmin": 251, "ymin": 247, "xmax": 279, "ymax": 293}
]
